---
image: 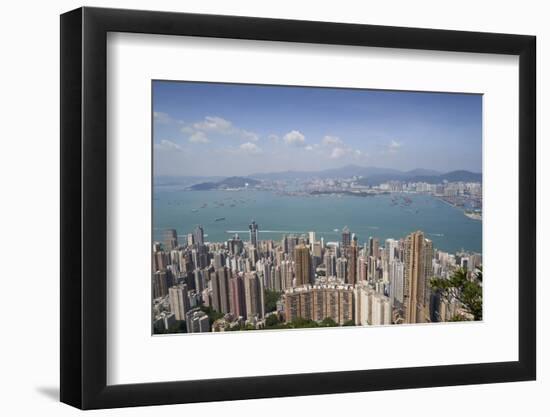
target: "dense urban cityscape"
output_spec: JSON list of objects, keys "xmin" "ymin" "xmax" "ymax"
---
[{"xmin": 152, "ymin": 183, "xmax": 483, "ymax": 335}]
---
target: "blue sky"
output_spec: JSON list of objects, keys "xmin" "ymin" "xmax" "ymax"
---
[{"xmin": 153, "ymin": 81, "xmax": 482, "ymax": 177}]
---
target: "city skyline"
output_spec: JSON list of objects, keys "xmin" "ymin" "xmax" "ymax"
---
[
  {"xmin": 153, "ymin": 81, "xmax": 482, "ymax": 177},
  {"xmin": 153, "ymin": 219, "xmax": 482, "ymax": 335}
]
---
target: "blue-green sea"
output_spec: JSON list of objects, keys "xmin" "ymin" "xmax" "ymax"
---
[{"xmin": 153, "ymin": 190, "xmax": 482, "ymax": 254}]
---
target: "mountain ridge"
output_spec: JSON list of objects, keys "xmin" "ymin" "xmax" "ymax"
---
[{"xmin": 158, "ymin": 164, "xmax": 481, "ymax": 188}]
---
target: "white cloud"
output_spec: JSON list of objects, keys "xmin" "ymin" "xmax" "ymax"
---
[
  {"xmin": 268, "ymin": 134, "xmax": 279, "ymax": 142},
  {"xmin": 241, "ymin": 130, "xmax": 260, "ymax": 142},
  {"xmin": 154, "ymin": 139, "xmax": 184, "ymax": 151},
  {"xmin": 180, "ymin": 125, "xmax": 194, "ymax": 134},
  {"xmin": 329, "ymin": 146, "xmax": 365, "ymax": 160},
  {"xmin": 283, "ymin": 130, "xmax": 306, "ymax": 146},
  {"xmin": 183, "ymin": 115, "xmax": 260, "ymax": 142},
  {"xmin": 189, "ymin": 131, "xmax": 210, "ymax": 143},
  {"xmin": 330, "ymin": 147, "xmax": 348, "ymax": 159},
  {"xmin": 239, "ymin": 142, "xmax": 262, "ymax": 154},
  {"xmin": 153, "ymin": 111, "xmax": 172, "ymax": 124},
  {"xmin": 193, "ymin": 116, "xmax": 233, "ymax": 133},
  {"xmin": 322, "ymin": 135, "xmax": 343, "ymax": 146},
  {"xmin": 388, "ymin": 140, "xmax": 402, "ymax": 153},
  {"xmin": 305, "ymin": 145, "xmax": 314, "ymax": 151}
]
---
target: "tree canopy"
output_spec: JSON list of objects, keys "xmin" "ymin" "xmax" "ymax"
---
[{"xmin": 430, "ymin": 267, "xmax": 482, "ymax": 321}]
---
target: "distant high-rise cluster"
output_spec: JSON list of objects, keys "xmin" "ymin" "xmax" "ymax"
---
[{"xmin": 152, "ymin": 220, "xmax": 482, "ymax": 334}]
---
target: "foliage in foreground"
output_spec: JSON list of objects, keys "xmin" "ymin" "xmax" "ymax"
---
[
  {"xmin": 199, "ymin": 305, "xmax": 224, "ymax": 326},
  {"xmin": 264, "ymin": 289, "xmax": 282, "ymax": 313},
  {"xmin": 430, "ymin": 267, "xmax": 483, "ymax": 321}
]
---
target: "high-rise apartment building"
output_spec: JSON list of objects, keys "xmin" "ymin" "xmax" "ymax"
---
[
  {"xmin": 389, "ymin": 259, "xmax": 404, "ymax": 307},
  {"xmin": 185, "ymin": 308, "xmax": 210, "ymax": 333},
  {"xmin": 280, "ymin": 259, "xmax": 293, "ymax": 289},
  {"xmin": 369, "ymin": 236, "xmax": 380, "ymax": 258},
  {"xmin": 284, "ymin": 283, "xmax": 354, "ymax": 325},
  {"xmin": 294, "ymin": 244, "xmax": 312, "ymax": 286},
  {"xmin": 341, "ymin": 226, "xmax": 351, "ymax": 249},
  {"xmin": 229, "ymin": 274, "xmax": 246, "ymax": 318},
  {"xmin": 324, "ymin": 251, "xmax": 336, "ymax": 277},
  {"xmin": 211, "ymin": 267, "xmax": 230, "ymax": 314},
  {"xmin": 371, "ymin": 293, "xmax": 392, "ymax": 325},
  {"xmin": 347, "ymin": 240, "xmax": 358, "ymax": 285},
  {"xmin": 403, "ymin": 231, "xmax": 433, "ymax": 324},
  {"xmin": 336, "ymin": 257, "xmax": 347, "ymax": 281},
  {"xmin": 153, "ymin": 270, "xmax": 171, "ymax": 299},
  {"xmin": 244, "ymin": 272, "xmax": 265, "ymax": 319},
  {"xmin": 153, "ymin": 250, "xmax": 169, "ymax": 272},
  {"xmin": 169, "ymin": 284, "xmax": 191, "ymax": 321}
]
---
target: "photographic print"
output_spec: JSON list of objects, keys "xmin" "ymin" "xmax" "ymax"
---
[{"xmin": 152, "ymin": 81, "xmax": 482, "ymax": 335}]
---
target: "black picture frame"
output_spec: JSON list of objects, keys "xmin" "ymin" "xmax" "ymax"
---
[{"xmin": 60, "ymin": 6, "xmax": 536, "ymax": 410}]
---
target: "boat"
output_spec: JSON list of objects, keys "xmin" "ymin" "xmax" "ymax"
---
[{"xmin": 215, "ymin": 217, "xmax": 226, "ymax": 222}]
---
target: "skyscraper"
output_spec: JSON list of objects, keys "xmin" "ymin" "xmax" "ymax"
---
[
  {"xmin": 341, "ymin": 226, "xmax": 351, "ymax": 249},
  {"xmin": 229, "ymin": 274, "xmax": 246, "ymax": 318},
  {"xmin": 280, "ymin": 259, "xmax": 293, "ymax": 289},
  {"xmin": 168, "ymin": 284, "xmax": 191, "ymax": 321},
  {"xmin": 389, "ymin": 259, "xmax": 404, "ymax": 307},
  {"xmin": 347, "ymin": 240, "xmax": 358, "ymax": 285},
  {"xmin": 153, "ymin": 250, "xmax": 168, "ymax": 272},
  {"xmin": 153, "ymin": 270, "xmax": 171, "ymax": 299},
  {"xmin": 403, "ymin": 231, "xmax": 433, "ymax": 324},
  {"xmin": 211, "ymin": 267, "xmax": 230, "ymax": 314},
  {"xmin": 294, "ymin": 244, "xmax": 312, "ymax": 286},
  {"xmin": 193, "ymin": 225, "xmax": 204, "ymax": 246},
  {"xmin": 244, "ymin": 272, "xmax": 265, "ymax": 318},
  {"xmin": 186, "ymin": 308, "xmax": 210, "ymax": 333},
  {"xmin": 336, "ymin": 257, "xmax": 348, "ymax": 281},
  {"xmin": 324, "ymin": 251, "xmax": 336, "ymax": 277},
  {"xmin": 284, "ymin": 235, "xmax": 299, "ymax": 260},
  {"xmin": 249, "ymin": 220, "xmax": 259, "ymax": 248},
  {"xmin": 163, "ymin": 229, "xmax": 178, "ymax": 251},
  {"xmin": 369, "ymin": 236, "xmax": 380, "ymax": 258},
  {"xmin": 358, "ymin": 256, "xmax": 367, "ymax": 282},
  {"xmin": 385, "ymin": 238, "xmax": 398, "ymax": 262},
  {"xmin": 213, "ymin": 251, "xmax": 225, "ymax": 269},
  {"xmin": 228, "ymin": 234, "xmax": 243, "ymax": 255},
  {"xmin": 308, "ymin": 231, "xmax": 316, "ymax": 245}
]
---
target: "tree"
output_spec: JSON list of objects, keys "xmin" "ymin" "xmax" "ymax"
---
[
  {"xmin": 166, "ymin": 320, "xmax": 187, "ymax": 334},
  {"xmin": 289, "ymin": 317, "xmax": 319, "ymax": 328},
  {"xmin": 265, "ymin": 314, "xmax": 281, "ymax": 327},
  {"xmin": 199, "ymin": 305, "xmax": 224, "ymax": 325},
  {"xmin": 264, "ymin": 289, "xmax": 282, "ymax": 313},
  {"xmin": 430, "ymin": 267, "xmax": 482, "ymax": 321},
  {"xmin": 319, "ymin": 317, "xmax": 338, "ymax": 327}
]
